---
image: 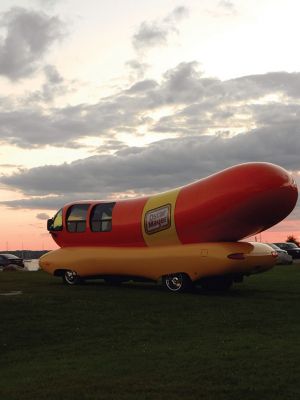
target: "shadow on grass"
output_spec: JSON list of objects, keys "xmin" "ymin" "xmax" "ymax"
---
[
  {"xmin": 47, "ymin": 277, "xmax": 300, "ymax": 304},
  {"xmin": 50, "ymin": 276, "xmax": 253, "ymax": 298}
]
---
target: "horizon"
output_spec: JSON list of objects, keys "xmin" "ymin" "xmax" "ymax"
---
[{"xmin": 1, "ymin": 232, "xmax": 298, "ymax": 252}]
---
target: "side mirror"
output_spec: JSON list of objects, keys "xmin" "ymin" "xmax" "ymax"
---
[{"xmin": 47, "ymin": 218, "xmax": 54, "ymax": 231}]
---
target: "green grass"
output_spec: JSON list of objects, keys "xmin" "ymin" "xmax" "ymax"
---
[{"xmin": 1, "ymin": 265, "xmax": 300, "ymax": 400}]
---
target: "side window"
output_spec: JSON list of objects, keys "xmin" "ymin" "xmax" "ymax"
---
[
  {"xmin": 66, "ymin": 204, "xmax": 90, "ymax": 233},
  {"xmin": 90, "ymin": 203, "xmax": 115, "ymax": 232}
]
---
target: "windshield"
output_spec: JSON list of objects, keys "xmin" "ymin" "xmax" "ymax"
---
[
  {"xmin": 286, "ymin": 242, "xmax": 299, "ymax": 249},
  {"xmin": 1, "ymin": 254, "xmax": 19, "ymax": 259},
  {"xmin": 49, "ymin": 209, "xmax": 63, "ymax": 231},
  {"xmin": 269, "ymin": 244, "xmax": 280, "ymax": 250}
]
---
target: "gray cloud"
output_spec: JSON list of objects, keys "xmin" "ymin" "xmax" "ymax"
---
[
  {"xmin": 0, "ymin": 7, "xmax": 64, "ymax": 79},
  {"xmin": 1, "ymin": 127, "xmax": 299, "ymax": 203},
  {"xmin": 126, "ymin": 59, "xmax": 150, "ymax": 80},
  {"xmin": 44, "ymin": 64, "xmax": 63, "ymax": 84},
  {"xmin": 209, "ymin": 1, "xmax": 237, "ymax": 17},
  {"xmin": 133, "ymin": 21, "xmax": 168, "ymax": 50},
  {"xmin": 218, "ymin": 1, "xmax": 236, "ymax": 12},
  {"xmin": 125, "ymin": 79, "xmax": 158, "ymax": 94},
  {"xmin": 1, "ymin": 104, "xmax": 299, "ymax": 222},
  {"xmin": 127, "ymin": 6, "xmax": 188, "ymax": 80},
  {"xmin": 0, "ymin": 107, "xmax": 87, "ymax": 148},
  {"xmin": 1, "ymin": 63, "xmax": 300, "ymax": 149},
  {"xmin": 2, "ymin": 196, "xmax": 69, "ymax": 211},
  {"xmin": 23, "ymin": 64, "xmax": 75, "ymax": 104},
  {"xmin": 226, "ymin": 72, "xmax": 300, "ymax": 99},
  {"xmin": 132, "ymin": 6, "xmax": 189, "ymax": 51},
  {"xmin": 36, "ymin": 212, "xmax": 50, "ymax": 220},
  {"xmin": 96, "ymin": 139, "xmax": 129, "ymax": 154},
  {"xmin": 0, "ymin": 163, "xmax": 22, "ymax": 168},
  {"xmin": 165, "ymin": 6, "xmax": 189, "ymax": 22},
  {"xmin": 36, "ymin": 0, "xmax": 60, "ymax": 7}
]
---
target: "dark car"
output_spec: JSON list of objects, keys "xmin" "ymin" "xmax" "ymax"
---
[
  {"xmin": 268, "ymin": 243, "xmax": 293, "ymax": 265},
  {"xmin": 273, "ymin": 243, "xmax": 300, "ymax": 259},
  {"xmin": 0, "ymin": 254, "xmax": 25, "ymax": 268}
]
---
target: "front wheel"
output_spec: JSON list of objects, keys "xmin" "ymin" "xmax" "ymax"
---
[
  {"xmin": 162, "ymin": 273, "xmax": 192, "ymax": 293},
  {"xmin": 62, "ymin": 270, "xmax": 82, "ymax": 285}
]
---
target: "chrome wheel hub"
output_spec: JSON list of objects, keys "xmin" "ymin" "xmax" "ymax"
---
[
  {"xmin": 165, "ymin": 274, "xmax": 183, "ymax": 291},
  {"xmin": 65, "ymin": 270, "xmax": 77, "ymax": 284}
]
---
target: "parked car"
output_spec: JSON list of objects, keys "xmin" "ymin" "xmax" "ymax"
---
[
  {"xmin": 273, "ymin": 242, "xmax": 300, "ymax": 259},
  {"xmin": 267, "ymin": 243, "xmax": 293, "ymax": 265},
  {"xmin": 0, "ymin": 254, "xmax": 25, "ymax": 269}
]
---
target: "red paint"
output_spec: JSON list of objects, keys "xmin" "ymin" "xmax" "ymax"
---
[
  {"xmin": 49, "ymin": 163, "xmax": 298, "ymax": 248},
  {"xmin": 51, "ymin": 197, "xmax": 148, "ymax": 248},
  {"xmin": 175, "ymin": 163, "xmax": 298, "ymax": 243}
]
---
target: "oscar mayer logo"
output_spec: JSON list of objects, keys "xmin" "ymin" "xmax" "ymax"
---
[{"xmin": 144, "ymin": 204, "xmax": 171, "ymax": 235}]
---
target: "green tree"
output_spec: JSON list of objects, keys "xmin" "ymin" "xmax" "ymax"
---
[{"xmin": 286, "ymin": 235, "xmax": 300, "ymax": 247}]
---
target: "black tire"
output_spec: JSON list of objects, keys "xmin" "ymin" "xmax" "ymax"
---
[
  {"xmin": 62, "ymin": 270, "xmax": 82, "ymax": 285},
  {"xmin": 4, "ymin": 264, "xmax": 21, "ymax": 271},
  {"xmin": 199, "ymin": 275, "xmax": 233, "ymax": 291},
  {"xmin": 162, "ymin": 273, "xmax": 193, "ymax": 293}
]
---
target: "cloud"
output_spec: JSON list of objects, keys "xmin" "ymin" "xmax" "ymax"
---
[
  {"xmin": 44, "ymin": 64, "xmax": 63, "ymax": 84},
  {"xmin": 133, "ymin": 21, "xmax": 168, "ymax": 50},
  {"xmin": 1, "ymin": 134, "xmax": 298, "ymax": 228},
  {"xmin": 209, "ymin": 1, "xmax": 237, "ymax": 17},
  {"xmin": 159, "ymin": 62, "xmax": 206, "ymax": 104},
  {"xmin": 23, "ymin": 64, "xmax": 76, "ymax": 104},
  {"xmin": 125, "ymin": 79, "xmax": 158, "ymax": 94},
  {"xmin": 35, "ymin": 0, "xmax": 60, "ymax": 7},
  {"xmin": 36, "ymin": 212, "xmax": 50, "ymax": 220},
  {"xmin": 218, "ymin": 1, "xmax": 236, "ymax": 12},
  {"xmin": 126, "ymin": 59, "xmax": 150, "ymax": 80},
  {"xmin": 1, "ymin": 63, "xmax": 300, "ymax": 149},
  {"xmin": 2, "ymin": 196, "xmax": 70, "ymax": 211},
  {"xmin": 127, "ymin": 6, "xmax": 188, "ymax": 80},
  {"xmin": 0, "ymin": 7, "xmax": 65, "ymax": 79},
  {"xmin": 0, "ymin": 107, "xmax": 87, "ymax": 148},
  {"xmin": 96, "ymin": 139, "xmax": 129, "ymax": 155},
  {"xmin": 132, "ymin": 6, "xmax": 189, "ymax": 51},
  {"xmin": 1, "ymin": 127, "xmax": 299, "ymax": 201},
  {"xmin": 0, "ymin": 163, "xmax": 22, "ymax": 168},
  {"xmin": 0, "ymin": 62, "xmax": 300, "ymax": 150}
]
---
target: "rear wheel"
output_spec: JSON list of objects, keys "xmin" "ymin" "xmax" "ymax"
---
[
  {"xmin": 62, "ymin": 270, "xmax": 82, "ymax": 285},
  {"xmin": 162, "ymin": 273, "xmax": 192, "ymax": 293}
]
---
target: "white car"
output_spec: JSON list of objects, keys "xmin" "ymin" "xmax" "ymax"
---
[{"xmin": 268, "ymin": 243, "xmax": 293, "ymax": 265}]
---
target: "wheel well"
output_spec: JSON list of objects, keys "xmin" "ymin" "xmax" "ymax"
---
[
  {"xmin": 54, "ymin": 269, "xmax": 66, "ymax": 277},
  {"xmin": 161, "ymin": 272, "xmax": 192, "ymax": 279}
]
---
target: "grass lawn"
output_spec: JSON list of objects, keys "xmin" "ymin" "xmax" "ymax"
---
[{"xmin": 1, "ymin": 265, "xmax": 300, "ymax": 400}]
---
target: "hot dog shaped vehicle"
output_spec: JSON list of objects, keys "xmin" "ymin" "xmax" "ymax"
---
[{"xmin": 39, "ymin": 162, "xmax": 298, "ymax": 292}]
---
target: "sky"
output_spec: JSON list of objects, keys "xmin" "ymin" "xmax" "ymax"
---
[{"xmin": 0, "ymin": 0, "xmax": 299, "ymax": 250}]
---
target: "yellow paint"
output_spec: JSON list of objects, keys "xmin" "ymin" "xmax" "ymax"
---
[
  {"xmin": 39, "ymin": 242, "xmax": 276, "ymax": 282},
  {"xmin": 142, "ymin": 188, "xmax": 181, "ymax": 246}
]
